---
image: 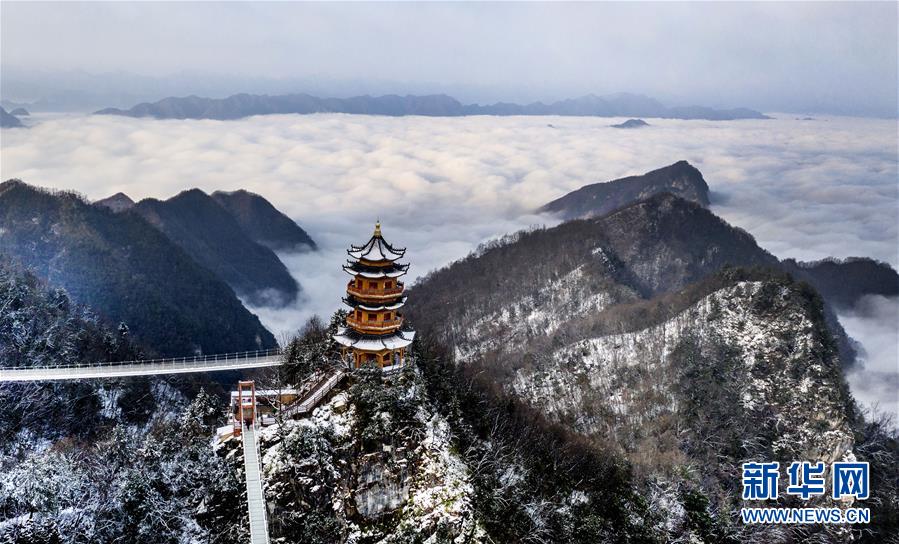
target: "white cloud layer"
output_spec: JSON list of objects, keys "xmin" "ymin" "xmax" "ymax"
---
[
  {"xmin": 839, "ymin": 296, "xmax": 899, "ymax": 422},
  {"xmin": 1, "ymin": 113, "xmax": 896, "ymax": 412}
]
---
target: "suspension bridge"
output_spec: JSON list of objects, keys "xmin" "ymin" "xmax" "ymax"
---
[{"xmin": 0, "ymin": 348, "xmax": 285, "ymax": 382}]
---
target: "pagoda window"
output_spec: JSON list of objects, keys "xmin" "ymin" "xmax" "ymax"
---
[
  {"xmin": 368, "ymin": 313, "xmax": 377, "ymax": 321},
  {"xmin": 368, "ymin": 281, "xmax": 377, "ymax": 289},
  {"xmin": 386, "ymin": 280, "xmax": 393, "ymax": 288}
]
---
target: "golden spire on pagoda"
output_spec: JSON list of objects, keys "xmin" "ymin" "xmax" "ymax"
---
[{"xmin": 374, "ymin": 220, "xmax": 381, "ymax": 237}]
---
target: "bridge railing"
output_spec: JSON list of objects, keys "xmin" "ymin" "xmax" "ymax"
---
[
  {"xmin": 280, "ymin": 369, "xmax": 346, "ymax": 418},
  {"xmin": 0, "ymin": 347, "xmax": 285, "ymax": 371}
]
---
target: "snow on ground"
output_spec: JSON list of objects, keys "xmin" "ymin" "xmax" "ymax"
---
[
  {"xmin": 511, "ymin": 281, "xmax": 855, "ymax": 463},
  {"xmin": 389, "ymin": 411, "xmax": 483, "ymax": 543},
  {"xmin": 455, "ymin": 262, "xmax": 633, "ymax": 362}
]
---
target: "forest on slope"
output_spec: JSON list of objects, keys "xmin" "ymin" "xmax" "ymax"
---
[
  {"xmin": 0, "ymin": 180, "xmax": 276, "ymax": 356},
  {"xmin": 0, "ymin": 262, "xmax": 248, "ymax": 543},
  {"xmin": 132, "ymin": 189, "xmax": 301, "ymax": 307},
  {"xmin": 405, "ymin": 195, "xmax": 899, "ymax": 542}
]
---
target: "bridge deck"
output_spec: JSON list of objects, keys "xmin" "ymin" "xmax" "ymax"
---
[
  {"xmin": 242, "ymin": 424, "xmax": 270, "ymax": 544},
  {"xmin": 0, "ymin": 350, "xmax": 283, "ymax": 381}
]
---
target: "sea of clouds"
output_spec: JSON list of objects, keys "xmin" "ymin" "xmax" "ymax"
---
[{"xmin": 1, "ymin": 113, "xmax": 896, "ymax": 416}]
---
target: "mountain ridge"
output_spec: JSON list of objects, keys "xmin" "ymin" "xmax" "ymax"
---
[
  {"xmin": 211, "ymin": 189, "xmax": 316, "ymax": 252},
  {"xmin": 94, "ymin": 91, "xmax": 769, "ymax": 121},
  {"xmin": 408, "ymin": 192, "xmax": 880, "ymax": 367},
  {"xmin": 0, "ymin": 106, "xmax": 23, "ymax": 128},
  {"xmin": 0, "ymin": 179, "xmax": 277, "ymax": 356},
  {"xmin": 539, "ymin": 160, "xmax": 712, "ymax": 220},
  {"xmin": 405, "ymin": 194, "xmax": 899, "ymax": 540},
  {"xmin": 94, "ymin": 191, "xmax": 135, "ymax": 212},
  {"xmin": 132, "ymin": 189, "xmax": 302, "ymax": 307}
]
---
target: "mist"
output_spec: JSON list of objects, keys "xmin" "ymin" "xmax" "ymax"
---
[{"xmin": 840, "ymin": 297, "xmax": 899, "ymax": 421}]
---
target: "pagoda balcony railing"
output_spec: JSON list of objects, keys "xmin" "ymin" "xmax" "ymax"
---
[
  {"xmin": 346, "ymin": 282, "xmax": 404, "ymax": 299},
  {"xmin": 346, "ymin": 314, "xmax": 404, "ymax": 332}
]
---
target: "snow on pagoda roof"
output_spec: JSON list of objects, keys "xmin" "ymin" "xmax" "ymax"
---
[
  {"xmin": 343, "ymin": 296, "xmax": 406, "ymax": 311},
  {"xmin": 333, "ymin": 327, "xmax": 415, "ymax": 350},
  {"xmin": 342, "ymin": 264, "xmax": 407, "ymax": 278},
  {"xmin": 347, "ymin": 222, "xmax": 406, "ymax": 262}
]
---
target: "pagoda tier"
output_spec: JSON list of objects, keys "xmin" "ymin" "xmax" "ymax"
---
[{"xmin": 334, "ymin": 222, "xmax": 416, "ymax": 369}]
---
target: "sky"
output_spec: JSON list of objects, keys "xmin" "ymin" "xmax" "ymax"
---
[{"xmin": 1, "ymin": 2, "xmax": 897, "ymax": 116}]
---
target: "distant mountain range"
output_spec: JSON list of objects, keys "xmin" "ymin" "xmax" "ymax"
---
[
  {"xmin": 783, "ymin": 257, "xmax": 899, "ymax": 309},
  {"xmin": 610, "ymin": 118, "xmax": 649, "ymax": 129},
  {"xmin": 0, "ymin": 107, "xmax": 23, "ymax": 128},
  {"xmin": 0, "ymin": 180, "xmax": 278, "ymax": 356},
  {"xmin": 539, "ymin": 160, "xmax": 711, "ymax": 220},
  {"xmin": 94, "ymin": 92, "xmax": 769, "ymax": 121}
]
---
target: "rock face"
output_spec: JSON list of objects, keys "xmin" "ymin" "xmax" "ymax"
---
[
  {"xmin": 9, "ymin": 107, "xmax": 29, "ymax": 116},
  {"xmin": 94, "ymin": 192, "xmax": 135, "ymax": 212},
  {"xmin": 0, "ymin": 106, "xmax": 23, "ymax": 128},
  {"xmin": 94, "ymin": 91, "xmax": 768, "ymax": 121},
  {"xmin": 0, "ymin": 179, "xmax": 277, "ymax": 356},
  {"xmin": 354, "ymin": 452, "xmax": 411, "ymax": 517},
  {"xmin": 211, "ymin": 189, "xmax": 316, "ymax": 252},
  {"xmin": 133, "ymin": 189, "xmax": 301, "ymax": 307},
  {"xmin": 539, "ymin": 161, "xmax": 711, "ymax": 220},
  {"xmin": 258, "ymin": 371, "xmax": 483, "ymax": 543}
]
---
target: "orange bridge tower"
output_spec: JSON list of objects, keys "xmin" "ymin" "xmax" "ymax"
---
[{"xmin": 334, "ymin": 222, "xmax": 415, "ymax": 368}]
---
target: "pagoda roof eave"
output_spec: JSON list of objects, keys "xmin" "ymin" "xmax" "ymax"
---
[
  {"xmin": 343, "ymin": 296, "xmax": 406, "ymax": 311},
  {"xmin": 347, "ymin": 234, "xmax": 406, "ymax": 262},
  {"xmin": 333, "ymin": 327, "xmax": 415, "ymax": 350},
  {"xmin": 342, "ymin": 265, "xmax": 408, "ymax": 279}
]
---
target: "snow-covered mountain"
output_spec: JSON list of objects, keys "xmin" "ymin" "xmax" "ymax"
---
[
  {"xmin": 2, "ymin": 187, "xmax": 897, "ymax": 542},
  {"xmin": 406, "ymin": 194, "xmax": 899, "ymax": 541}
]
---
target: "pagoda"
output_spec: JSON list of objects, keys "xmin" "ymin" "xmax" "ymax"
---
[{"xmin": 333, "ymin": 222, "xmax": 415, "ymax": 368}]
